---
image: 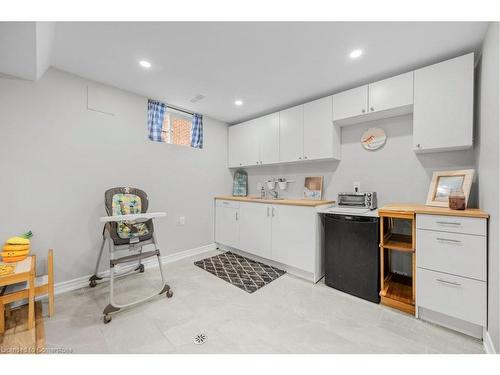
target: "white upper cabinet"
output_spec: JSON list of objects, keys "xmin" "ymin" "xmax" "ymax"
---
[
  {"xmin": 332, "ymin": 85, "xmax": 368, "ymax": 123},
  {"xmin": 228, "ymin": 113, "xmax": 279, "ymax": 167},
  {"xmin": 303, "ymin": 96, "xmax": 340, "ymax": 160},
  {"xmin": 413, "ymin": 53, "xmax": 474, "ymax": 153},
  {"xmin": 228, "ymin": 120, "xmax": 259, "ymax": 168},
  {"xmin": 256, "ymin": 113, "xmax": 279, "ymax": 165},
  {"xmin": 332, "ymin": 73, "xmax": 414, "ymax": 125},
  {"xmin": 368, "ymin": 72, "xmax": 414, "ymax": 114},
  {"xmin": 279, "ymin": 104, "xmax": 304, "ymax": 163}
]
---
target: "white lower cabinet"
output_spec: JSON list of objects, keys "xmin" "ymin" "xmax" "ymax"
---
[
  {"xmin": 215, "ymin": 200, "xmax": 323, "ymax": 282},
  {"xmin": 417, "ymin": 268, "xmax": 486, "ymax": 327},
  {"xmin": 416, "ymin": 214, "xmax": 487, "ymax": 337},
  {"xmin": 215, "ymin": 200, "xmax": 240, "ymax": 248},
  {"xmin": 271, "ymin": 205, "xmax": 315, "ymax": 272},
  {"xmin": 239, "ymin": 202, "xmax": 272, "ymax": 259}
]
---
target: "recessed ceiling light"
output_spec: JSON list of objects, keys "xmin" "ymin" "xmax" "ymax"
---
[
  {"xmin": 234, "ymin": 100, "xmax": 243, "ymax": 106},
  {"xmin": 349, "ymin": 49, "xmax": 363, "ymax": 59},
  {"xmin": 139, "ymin": 60, "xmax": 152, "ymax": 68}
]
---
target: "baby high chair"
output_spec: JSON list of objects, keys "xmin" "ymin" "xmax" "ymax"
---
[{"xmin": 89, "ymin": 187, "xmax": 173, "ymax": 324}]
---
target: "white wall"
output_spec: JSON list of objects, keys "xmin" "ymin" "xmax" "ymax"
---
[
  {"xmin": 246, "ymin": 115, "xmax": 476, "ymax": 206},
  {"xmin": 476, "ymin": 22, "xmax": 500, "ymax": 353},
  {"xmin": 0, "ymin": 68, "xmax": 232, "ymax": 283}
]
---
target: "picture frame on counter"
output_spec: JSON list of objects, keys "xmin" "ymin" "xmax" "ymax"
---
[
  {"xmin": 426, "ymin": 169, "xmax": 474, "ymax": 207},
  {"xmin": 303, "ymin": 176, "xmax": 323, "ymax": 200}
]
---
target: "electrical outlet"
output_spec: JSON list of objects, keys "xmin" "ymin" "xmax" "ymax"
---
[
  {"xmin": 353, "ymin": 181, "xmax": 361, "ymax": 192},
  {"xmin": 178, "ymin": 216, "xmax": 186, "ymax": 226}
]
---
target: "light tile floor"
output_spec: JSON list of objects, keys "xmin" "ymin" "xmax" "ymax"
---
[{"xmin": 44, "ymin": 250, "xmax": 484, "ymax": 354}]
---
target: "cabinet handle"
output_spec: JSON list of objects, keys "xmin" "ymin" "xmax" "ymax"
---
[
  {"xmin": 370, "ymin": 106, "xmax": 374, "ymax": 112},
  {"xmin": 436, "ymin": 221, "xmax": 461, "ymax": 226},
  {"xmin": 272, "ymin": 207, "xmax": 275, "ymax": 217},
  {"xmin": 256, "ymin": 161, "xmax": 259, "ymax": 164},
  {"xmin": 298, "ymin": 156, "xmax": 302, "ymax": 160},
  {"xmin": 267, "ymin": 207, "xmax": 270, "ymax": 217},
  {"xmin": 304, "ymin": 156, "xmax": 308, "ymax": 159},
  {"xmin": 235, "ymin": 212, "xmax": 238, "ymax": 221},
  {"xmin": 415, "ymin": 144, "xmax": 421, "ymax": 149},
  {"xmin": 436, "ymin": 237, "xmax": 462, "ymax": 245},
  {"xmin": 436, "ymin": 278, "xmax": 461, "ymax": 287},
  {"xmin": 361, "ymin": 109, "xmax": 366, "ymax": 114}
]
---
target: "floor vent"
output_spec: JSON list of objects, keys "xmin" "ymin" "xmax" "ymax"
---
[{"xmin": 193, "ymin": 333, "xmax": 207, "ymax": 345}]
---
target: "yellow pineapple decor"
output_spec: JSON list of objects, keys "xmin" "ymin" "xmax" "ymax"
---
[{"xmin": 1, "ymin": 231, "xmax": 33, "ymax": 263}]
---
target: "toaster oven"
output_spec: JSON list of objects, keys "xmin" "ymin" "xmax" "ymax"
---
[{"xmin": 337, "ymin": 192, "xmax": 377, "ymax": 210}]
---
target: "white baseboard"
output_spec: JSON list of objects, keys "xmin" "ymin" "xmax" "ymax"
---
[
  {"xmin": 54, "ymin": 243, "xmax": 218, "ymax": 296},
  {"xmin": 483, "ymin": 328, "xmax": 497, "ymax": 354}
]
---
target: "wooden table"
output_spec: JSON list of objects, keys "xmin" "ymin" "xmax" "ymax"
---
[{"xmin": 0, "ymin": 256, "xmax": 35, "ymax": 333}]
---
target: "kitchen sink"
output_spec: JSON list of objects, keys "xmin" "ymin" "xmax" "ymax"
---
[{"xmin": 252, "ymin": 197, "xmax": 285, "ymax": 200}]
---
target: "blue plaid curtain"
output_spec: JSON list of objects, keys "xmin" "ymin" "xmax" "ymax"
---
[
  {"xmin": 147, "ymin": 100, "xmax": 167, "ymax": 142},
  {"xmin": 191, "ymin": 113, "xmax": 203, "ymax": 149}
]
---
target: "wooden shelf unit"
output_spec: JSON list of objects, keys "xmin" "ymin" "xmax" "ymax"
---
[
  {"xmin": 382, "ymin": 233, "xmax": 413, "ymax": 252},
  {"xmin": 379, "ymin": 210, "xmax": 416, "ymax": 315}
]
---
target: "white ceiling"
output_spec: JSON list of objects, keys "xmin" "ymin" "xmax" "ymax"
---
[{"xmin": 3, "ymin": 22, "xmax": 489, "ymax": 123}]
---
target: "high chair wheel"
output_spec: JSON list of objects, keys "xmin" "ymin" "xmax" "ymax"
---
[
  {"xmin": 103, "ymin": 315, "xmax": 112, "ymax": 324},
  {"xmin": 166, "ymin": 289, "xmax": 174, "ymax": 298},
  {"xmin": 89, "ymin": 279, "xmax": 97, "ymax": 288},
  {"xmin": 135, "ymin": 264, "xmax": 145, "ymax": 273}
]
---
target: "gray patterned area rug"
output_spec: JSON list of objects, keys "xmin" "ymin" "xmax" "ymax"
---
[{"xmin": 194, "ymin": 252, "xmax": 286, "ymax": 293}]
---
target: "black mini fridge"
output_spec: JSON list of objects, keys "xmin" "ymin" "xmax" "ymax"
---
[{"xmin": 324, "ymin": 214, "xmax": 380, "ymax": 303}]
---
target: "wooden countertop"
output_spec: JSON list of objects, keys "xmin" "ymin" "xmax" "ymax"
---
[
  {"xmin": 379, "ymin": 203, "xmax": 489, "ymax": 219},
  {"xmin": 215, "ymin": 196, "xmax": 335, "ymax": 207}
]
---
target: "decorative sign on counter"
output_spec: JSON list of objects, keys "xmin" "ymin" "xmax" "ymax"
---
[
  {"xmin": 303, "ymin": 176, "xmax": 323, "ymax": 200},
  {"xmin": 361, "ymin": 127, "xmax": 387, "ymax": 150},
  {"xmin": 232, "ymin": 169, "xmax": 248, "ymax": 197}
]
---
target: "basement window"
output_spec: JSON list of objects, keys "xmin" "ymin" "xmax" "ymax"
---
[
  {"xmin": 162, "ymin": 110, "xmax": 193, "ymax": 147},
  {"xmin": 148, "ymin": 99, "xmax": 203, "ymax": 149}
]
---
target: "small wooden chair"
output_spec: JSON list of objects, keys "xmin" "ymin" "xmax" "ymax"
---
[{"xmin": 0, "ymin": 249, "xmax": 54, "ymax": 333}]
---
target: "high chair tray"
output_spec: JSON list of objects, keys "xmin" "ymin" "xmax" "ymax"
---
[{"xmin": 99, "ymin": 212, "xmax": 166, "ymax": 223}]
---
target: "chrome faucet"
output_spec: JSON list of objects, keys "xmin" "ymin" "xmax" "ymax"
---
[{"xmin": 269, "ymin": 190, "xmax": 278, "ymax": 199}]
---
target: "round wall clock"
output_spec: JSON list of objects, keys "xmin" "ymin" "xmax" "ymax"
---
[{"xmin": 361, "ymin": 127, "xmax": 387, "ymax": 150}]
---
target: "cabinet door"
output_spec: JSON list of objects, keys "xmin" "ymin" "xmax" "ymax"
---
[
  {"xmin": 368, "ymin": 72, "xmax": 413, "ymax": 113},
  {"xmin": 271, "ymin": 205, "xmax": 315, "ymax": 272},
  {"xmin": 239, "ymin": 202, "xmax": 272, "ymax": 259},
  {"xmin": 215, "ymin": 205, "xmax": 239, "ymax": 248},
  {"xmin": 413, "ymin": 53, "xmax": 473, "ymax": 152},
  {"xmin": 256, "ymin": 113, "xmax": 280, "ymax": 165},
  {"xmin": 228, "ymin": 121, "xmax": 260, "ymax": 167},
  {"xmin": 332, "ymin": 85, "xmax": 368, "ymax": 122},
  {"xmin": 303, "ymin": 96, "xmax": 340, "ymax": 160},
  {"xmin": 279, "ymin": 105, "xmax": 304, "ymax": 163},
  {"xmin": 228, "ymin": 125, "xmax": 242, "ymax": 168}
]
